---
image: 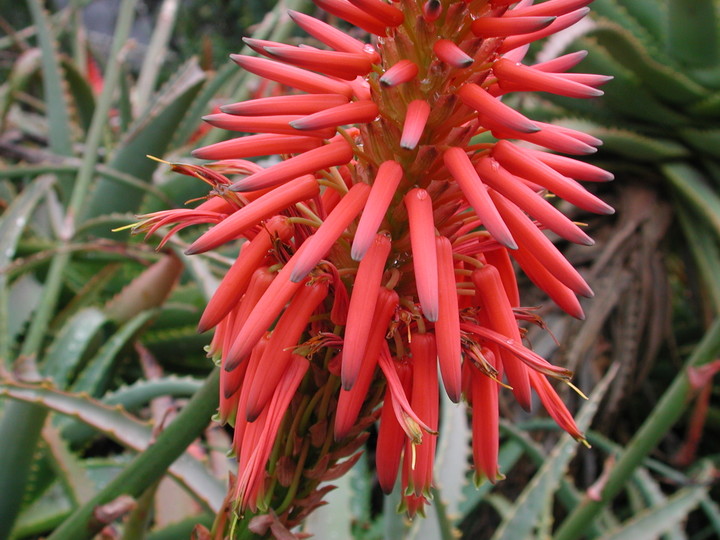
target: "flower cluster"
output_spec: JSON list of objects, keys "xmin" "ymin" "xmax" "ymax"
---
[{"xmin": 136, "ymin": 0, "xmax": 613, "ymax": 524}]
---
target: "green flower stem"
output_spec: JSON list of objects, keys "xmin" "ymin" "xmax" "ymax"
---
[
  {"xmin": 554, "ymin": 318, "xmax": 720, "ymax": 540},
  {"xmin": 47, "ymin": 368, "xmax": 219, "ymax": 540}
]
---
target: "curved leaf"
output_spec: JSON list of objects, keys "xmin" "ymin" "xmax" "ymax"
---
[
  {"xmin": 42, "ymin": 307, "xmax": 108, "ymax": 388},
  {"xmin": 680, "ymin": 128, "xmax": 720, "ymax": 158},
  {"xmin": 70, "ymin": 310, "xmax": 156, "ymax": 397},
  {"xmin": 0, "ymin": 378, "xmax": 225, "ymax": 512},
  {"xmin": 102, "ymin": 376, "xmax": 203, "ymax": 411},
  {"xmin": 491, "ymin": 364, "xmax": 619, "ymax": 540},
  {"xmin": 26, "ymin": 0, "xmax": 74, "ymax": 158},
  {"xmin": 589, "ymin": 21, "xmax": 708, "ymax": 104},
  {"xmin": 603, "ymin": 466, "xmax": 711, "ymax": 540},
  {"xmin": 84, "ymin": 59, "xmax": 206, "ymax": 220},
  {"xmin": 667, "ymin": 0, "xmax": 719, "ymax": 68}
]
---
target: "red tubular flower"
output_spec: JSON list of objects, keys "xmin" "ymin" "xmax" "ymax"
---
[
  {"xmin": 186, "ymin": 174, "xmax": 319, "ymax": 254},
  {"xmin": 376, "ymin": 358, "xmax": 412, "ymax": 494},
  {"xmin": 400, "ymin": 100, "xmax": 431, "ymax": 150},
  {"xmin": 244, "ymin": 279, "xmax": 329, "ymax": 420},
  {"xmin": 433, "ymin": 39, "xmax": 473, "ymax": 68},
  {"xmin": 406, "ymin": 333, "xmax": 439, "ymax": 499},
  {"xmin": 444, "ymin": 147, "xmax": 517, "ymax": 249},
  {"xmin": 198, "ymin": 216, "xmax": 292, "ymax": 332},
  {"xmin": 335, "ymin": 287, "xmax": 399, "ymax": 438},
  {"xmin": 342, "ymin": 233, "xmax": 391, "ymax": 388},
  {"xmin": 469, "ymin": 348, "xmax": 500, "ymax": 484},
  {"xmin": 404, "ymin": 188, "xmax": 439, "ymax": 322},
  {"xmin": 380, "ymin": 59, "xmax": 419, "ymax": 87},
  {"xmin": 435, "ymin": 236, "xmax": 463, "ymax": 403},
  {"xmin": 472, "ymin": 264, "xmax": 532, "ymax": 410},
  {"xmin": 135, "ymin": 0, "xmax": 610, "ymax": 522}
]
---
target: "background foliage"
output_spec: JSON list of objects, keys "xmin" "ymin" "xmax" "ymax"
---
[{"xmin": 0, "ymin": 0, "xmax": 718, "ymax": 538}]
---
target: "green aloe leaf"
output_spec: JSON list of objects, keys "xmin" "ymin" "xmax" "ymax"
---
[
  {"xmin": 134, "ymin": 0, "xmax": 181, "ymax": 114},
  {"xmin": 0, "ymin": 378, "xmax": 225, "ymax": 512},
  {"xmin": 551, "ymin": 118, "xmax": 689, "ymax": 161},
  {"xmin": 679, "ymin": 128, "xmax": 720, "ymax": 158},
  {"xmin": 0, "ymin": 174, "xmax": 55, "ymax": 362},
  {"xmin": 688, "ymin": 91, "xmax": 720, "ymax": 117},
  {"xmin": 12, "ymin": 481, "xmax": 73, "ymax": 538},
  {"xmin": 491, "ymin": 364, "xmax": 619, "ymax": 540},
  {"xmin": 45, "ymin": 369, "xmax": 220, "ymax": 540},
  {"xmin": 42, "ymin": 423, "xmax": 96, "ymax": 506},
  {"xmin": 60, "ymin": 57, "xmax": 96, "ymax": 134},
  {"xmin": 83, "ymin": 58, "xmax": 206, "ymax": 220},
  {"xmin": 590, "ymin": 0, "xmax": 667, "ymax": 58},
  {"xmin": 591, "ymin": 128, "xmax": 689, "ymax": 161},
  {"xmin": 69, "ymin": 310, "xmax": 156, "ymax": 397},
  {"xmin": 666, "ymin": 0, "xmax": 719, "ymax": 67},
  {"xmin": 563, "ymin": 38, "xmax": 686, "ymax": 126},
  {"xmin": 0, "ymin": 47, "xmax": 42, "ymax": 125},
  {"xmin": 41, "ymin": 307, "xmax": 108, "ymax": 388},
  {"xmin": 602, "ymin": 464, "xmax": 712, "ymax": 540},
  {"xmin": 630, "ymin": 469, "xmax": 685, "ymax": 540},
  {"xmin": 0, "ymin": 175, "xmax": 55, "ymax": 268},
  {"xmin": 554, "ymin": 319, "xmax": 720, "ymax": 540},
  {"xmin": 63, "ymin": 377, "xmax": 204, "ymax": 443},
  {"xmin": 102, "ymin": 376, "xmax": 203, "ymax": 411},
  {"xmin": 588, "ymin": 22, "xmax": 708, "ymax": 105},
  {"xmin": 619, "ymin": 0, "xmax": 667, "ymax": 44},
  {"xmin": 26, "ymin": 0, "xmax": 74, "ymax": 159},
  {"xmin": 663, "ymin": 163, "xmax": 720, "ymax": 240}
]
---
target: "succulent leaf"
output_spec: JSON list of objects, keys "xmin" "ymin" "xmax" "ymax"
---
[
  {"xmin": 589, "ymin": 23, "xmax": 708, "ymax": 104},
  {"xmin": 667, "ymin": 0, "xmax": 719, "ymax": 67}
]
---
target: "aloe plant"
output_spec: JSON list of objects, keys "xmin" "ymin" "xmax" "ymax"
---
[
  {"xmin": 0, "ymin": 0, "xmax": 305, "ymax": 537},
  {"xmin": 486, "ymin": 1, "xmax": 720, "ymax": 539},
  {"xmin": 3, "ymin": 0, "xmax": 719, "ymax": 538}
]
